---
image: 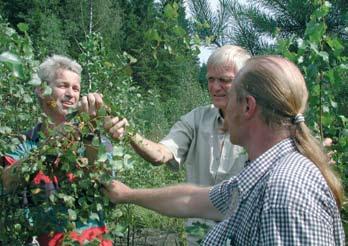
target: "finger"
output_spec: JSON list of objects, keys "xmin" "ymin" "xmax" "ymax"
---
[
  {"xmin": 112, "ymin": 128, "xmax": 126, "ymax": 139},
  {"xmin": 93, "ymin": 93, "xmax": 104, "ymax": 110},
  {"xmin": 110, "ymin": 119, "xmax": 128, "ymax": 138},
  {"xmin": 87, "ymin": 93, "xmax": 96, "ymax": 116},
  {"xmin": 110, "ymin": 125, "xmax": 124, "ymax": 139},
  {"xmin": 104, "ymin": 116, "xmax": 120, "ymax": 130},
  {"xmin": 80, "ymin": 96, "xmax": 89, "ymax": 113},
  {"xmin": 104, "ymin": 116, "xmax": 112, "ymax": 129},
  {"xmin": 123, "ymin": 118, "xmax": 129, "ymax": 127}
]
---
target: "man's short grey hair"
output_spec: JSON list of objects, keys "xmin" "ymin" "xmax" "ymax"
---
[
  {"xmin": 207, "ymin": 45, "xmax": 251, "ymax": 72},
  {"xmin": 38, "ymin": 55, "xmax": 82, "ymax": 84}
]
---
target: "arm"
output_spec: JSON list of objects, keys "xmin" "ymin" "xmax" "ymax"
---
[
  {"xmin": 103, "ymin": 180, "xmax": 224, "ymax": 221},
  {"xmin": 130, "ymin": 133, "xmax": 174, "ymax": 165},
  {"xmin": 104, "ymin": 116, "xmax": 174, "ymax": 165}
]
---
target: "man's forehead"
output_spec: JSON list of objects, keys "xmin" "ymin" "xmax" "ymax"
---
[
  {"xmin": 207, "ymin": 64, "xmax": 236, "ymax": 75},
  {"xmin": 54, "ymin": 69, "xmax": 81, "ymax": 82}
]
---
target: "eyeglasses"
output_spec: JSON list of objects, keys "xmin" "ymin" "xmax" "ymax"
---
[{"xmin": 207, "ymin": 76, "xmax": 234, "ymax": 85}]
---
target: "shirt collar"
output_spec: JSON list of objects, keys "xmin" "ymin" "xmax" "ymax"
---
[
  {"xmin": 236, "ymin": 138, "xmax": 297, "ymax": 200},
  {"xmin": 211, "ymin": 104, "xmax": 225, "ymax": 128}
]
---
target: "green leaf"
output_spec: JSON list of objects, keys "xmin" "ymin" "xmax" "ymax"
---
[
  {"xmin": 114, "ymin": 223, "xmax": 127, "ymax": 237},
  {"xmin": 323, "ymin": 105, "xmax": 330, "ymax": 113},
  {"xmin": 330, "ymin": 100, "xmax": 337, "ymax": 108},
  {"xmin": 123, "ymin": 154, "xmax": 133, "ymax": 169},
  {"xmin": 23, "ymin": 94, "xmax": 33, "ymax": 103},
  {"xmin": 29, "ymin": 74, "xmax": 41, "ymax": 86},
  {"xmin": 305, "ymin": 22, "xmax": 326, "ymax": 43},
  {"xmin": 0, "ymin": 52, "xmax": 24, "ymax": 78},
  {"xmin": 0, "ymin": 52, "xmax": 20, "ymax": 64},
  {"xmin": 17, "ymin": 23, "xmax": 29, "ymax": 32},
  {"xmin": 145, "ymin": 29, "xmax": 161, "ymax": 42},
  {"xmin": 109, "ymin": 159, "xmax": 123, "ymax": 171},
  {"xmin": 14, "ymin": 223, "xmax": 22, "ymax": 232},
  {"xmin": 326, "ymin": 37, "xmax": 344, "ymax": 56},
  {"xmin": 318, "ymin": 51, "xmax": 329, "ymax": 62},
  {"xmin": 164, "ymin": 3, "xmax": 178, "ymax": 19},
  {"xmin": 339, "ymin": 115, "xmax": 347, "ymax": 125},
  {"xmin": 90, "ymin": 212, "xmax": 100, "ymax": 221},
  {"xmin": 306, "ymin": 64, "xmax": 319, "ymax": 79},
  {"xmin": 0, "ymin": 126, "xmax": 12, "ymax": 134},
  {"xmin": 68, "ymin": 209, "xmax": 77, "ymax": 221},
  {"xmin": 42, "ymin": 86, "xmax": 52, "ymax": 96},
  {"xmin": 296, "ymin": 38, "xmax": 305, "ymax": 49},
  {"xmin": 96, "ymin": 203, "xmax": 102, "ymax": 211},
  {"xmin": 339, "ymin": 64, "xmax": 348, "ymax": 70},
  {"xmin": 98, "ymin": 153, "xmax": 109, "ymax": 162},
  {"xmin": 92, "ymin": 136, "xmax": 100, "ymax": 147},
  {"xmin": 112, "ymin": 146, "xmax": 124, "ymax": 157},
  {"xmin": 312, "ymin": 2, "xmax": 331, "ymax": 19}
]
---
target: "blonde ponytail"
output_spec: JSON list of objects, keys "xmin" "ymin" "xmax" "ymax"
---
[{"xmin": 294, "ymin": 122, "xmax": 344, "ymax": 207}]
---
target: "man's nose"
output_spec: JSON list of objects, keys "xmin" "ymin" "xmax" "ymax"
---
[{"xmin": 65, "ymin": 87, "xmax": 74, "ymax": 96}]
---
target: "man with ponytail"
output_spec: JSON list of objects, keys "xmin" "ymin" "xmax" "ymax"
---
[{"xmin": 103, "ymin": 55, "xmax": 345, "ymax": 245}]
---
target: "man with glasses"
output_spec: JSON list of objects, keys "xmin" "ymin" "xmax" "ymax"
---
[
  {"xmin": 103, "ymin": 55, "xmax": 345, "ymax": 245},
  {"xmin": 104, "ymin": 45, "xmax": 250, "ymax": 245}
]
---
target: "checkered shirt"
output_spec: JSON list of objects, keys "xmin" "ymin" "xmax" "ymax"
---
[{"xmin": 203, "ymin": 138, "xmax": 345, "ymax": 245}]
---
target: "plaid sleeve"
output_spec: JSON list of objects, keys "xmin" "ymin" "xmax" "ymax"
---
[
  {"xmin": 209, "ymin": 178, "xmax": 238, "ymax": 215},
  {"xmin": 259, "ymin": 205, "xmax": 343, "ymax": 245}
]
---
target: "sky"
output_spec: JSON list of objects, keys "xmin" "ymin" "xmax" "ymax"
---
[{"xmin": 198, "ymin": 46, "xmax": 215, "ymax": 64}]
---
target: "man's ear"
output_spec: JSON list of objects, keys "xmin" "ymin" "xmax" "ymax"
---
[{"xmin": 244, "ymin": 95, "xmax": 257, "ymax": 119}]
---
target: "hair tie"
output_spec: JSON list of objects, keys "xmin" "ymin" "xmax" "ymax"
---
[{"xmin": 293, "ymin": 114, "xmax": 305, "ymax": 124}]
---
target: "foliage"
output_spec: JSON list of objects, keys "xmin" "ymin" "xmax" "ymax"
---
[
  {"xmin": 276, "ymin": 0, "xmax": 348, "ymax": 233},
  {"xmin": 188, "ymin": 0, "xmax": 347, "ymax": 55},
  {"xmin": 0, "ymin": 7, "xmax": 206, "ymax": 241},
  {"xmin": 121, "ymin": 1, "xmax": 201, "ymax": 100},
  {"xmin": 0, "ymin": 21, "xmax": 146, "ymax": 243},
  {"xmin": 188, "ymin": 0, "xmax": 232, "ymax": 47},
  {"xmin": 188, "ymin": 0, "xmax": 262, "ymax": 51},
  {"xmin": 0, "ymin": 110, "xmax": 132, "ymax": 243},
  {"xmin": 229, "ymin": 0, "xmax": 347, "ymax": 54},
  {"xmin": 0, "ymin": 0, "xmax": 123, "ymax": 59},
  {"xmin": 0, "ymin": 18, "xmax": 39, "ymax": 157}
]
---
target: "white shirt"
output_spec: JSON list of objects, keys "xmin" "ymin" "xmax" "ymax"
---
[{"xmin": 160, "ymin": 104, "xmax": 247, "ymax": 186}]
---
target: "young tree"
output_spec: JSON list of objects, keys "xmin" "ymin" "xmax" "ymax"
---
[{"xmin": 188, "ymin": 0, "xmax": 347, "ymax": 54}]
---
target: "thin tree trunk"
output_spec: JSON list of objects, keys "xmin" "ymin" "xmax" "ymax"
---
[
  {"xmin": 87, "ymin": 0, "xmax": 93, "ymax": 90},
  {"xmin": 89, "ymin": 0, "xmax": 93, "ymax": 35}
]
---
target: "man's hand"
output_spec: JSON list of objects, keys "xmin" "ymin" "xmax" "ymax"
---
[
  {"xmin": 79, "ymin": 93, "xmax": 104, "ymax": 116},
  {"xmin": 102, "ymin": 180, "xmax": 131, "ymax": 204},
  {"xmin": 104, "ymin": 116, "xmax": 129, "ymax": 139}
]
